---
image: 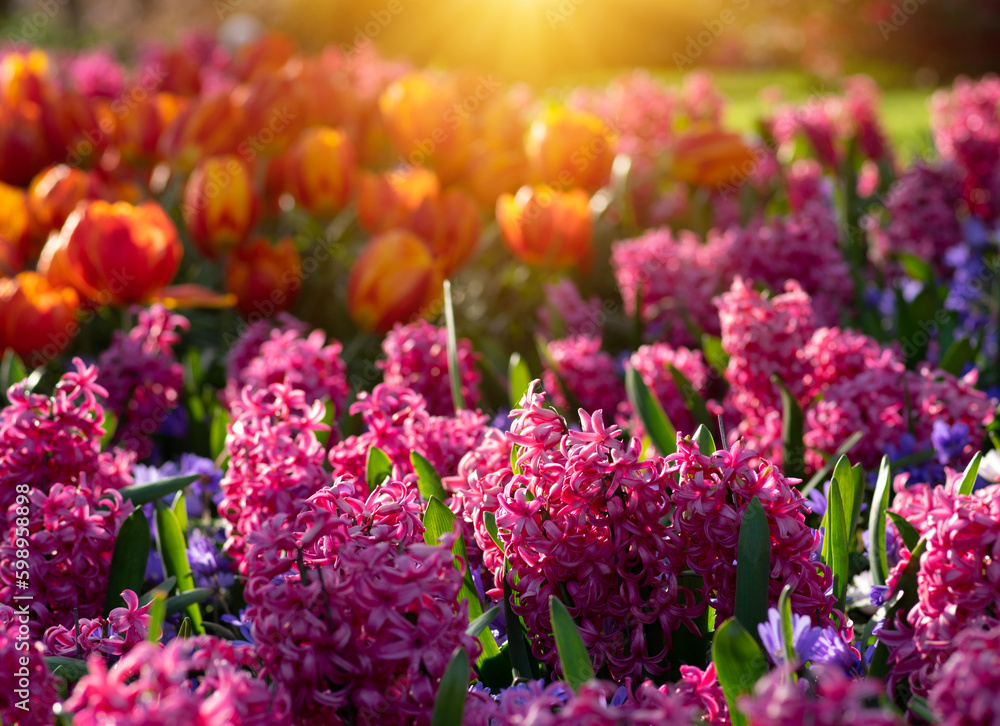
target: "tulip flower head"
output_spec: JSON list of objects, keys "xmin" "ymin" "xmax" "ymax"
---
[{"xmin": 496, "ymin": 184, "xmax": 593, "ymax": 270}]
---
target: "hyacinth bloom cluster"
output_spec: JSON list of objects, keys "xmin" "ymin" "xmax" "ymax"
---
[
  {"xmin": 0, "ymin": 604, "xmax": 58, "ymax": 726},
  {"xmin": 468, "ymin": 383, "xmax": 695, "ymax": 679},
  {"xmin": 224, "ymin": 323, "xmax": 350, "ymax": 418},
  {"xmin": 665, "ymin": 436, "xmax": 843, "ymax": 632},
  {"xmin": 620, "ymin": 342, "xmax": 713, "ymax": 436},
  {"xmin": 43, "ymin": 589, "xmax": 151, "ymax": 658},
  {"xmin": 329, "ymin": 382, "xmax": 494, "ymax": 487},
  {"xmin": 928, "ymin": 622, "xmax": 1000, "ymax": 726},
  {"xmin": 66, "ymin": 636, "xmax": 292, "ymax": 725},
  {"xmin": 223, "ymin": 312, "xmax": 309, "ymax": 385},
  {"xmin": 219, "ymin": 383, "xmax": 330, "ymax": 569},
  {"xmin": 0, "ymin": 360, "xmax": 133, "ymax": 634},
  {"xmin": 930, "ymin": 74, "xmax": 1000, "ymax": 220},
  {"xmin": 538, "ymin": 279, "xmax": 605, "ymax": 339},
  {"xmin": 715, "ymin": 278, "xmax": 995, "ymax": 469},
  {"xmin": 378, "ymin": 319, "xmax": 481, "ymax": 415},
  {"xmin": 880, "ymin": 477, "xmax": 1000, "ymax": 698},
  {"xmin": 243, "ymin": 478, "xmax": 476, "ymax": 724},
  {"xmin": 541, "ymin": 335, "xmax": 625, "ymax": 417},
  {"xmin": 740, "ymin": 666, "xmax": 904, "ymax": 726},
  {"xmin": 867, "ymin": 161, "xmax": 963, "ymax": 276},
  {"xmin": 97, "ymin": 304, "xmax": 189, "ymax": 459}
]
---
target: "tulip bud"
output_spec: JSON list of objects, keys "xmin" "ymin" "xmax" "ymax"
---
[
  {"xmin": 347, "ymin": 230, "xmax": 440, "ymax": 333},
  {"xmin": 182, "ymin": 155, "xmax": 259, "ymax": 259},
  {"xmin": 525, "ymin": 107, "xmax": 618, "ymax": 193},
  {"xmin": 28, "ymin": 165, "xmax": 106, "ymax": 242},
  {"xmin": 0, "ymin": 271, "xmax": 79, "ymax": 365},
  {"xmin": 671, "ymin": 125, "xmax": 756, "ymax": 189},
  {"xmin": 224, "ymin": 236, "xmax": 302, "ymax": 319},
  {"xmin": 60, "ymin": 200, "xmax": 182, "ymax": 306},
  {"xmin": 496, "ymin": 185, "xmax": 593, "ymax": 270},
  {"xmin": 284, "ymin": 127, "xmax": 357, "ymax": 217}
]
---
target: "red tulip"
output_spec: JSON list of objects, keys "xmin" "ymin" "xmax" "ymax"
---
[
  {"xmin": 525, "ymin": 107, "xmax": 618, "ymax": 193},
  {"xmin": 182, "ymin": 155, "xmax": 259, "ymax": 259},
  {"xmin": 28, "ymin": 165, "xmax": 107, "ymax": 242},
  {"xmin": 671, "ymin": 125, "xmax": 756, "ymax": 188},
  {"xmin": 496, "ymin": 185, "xmax": 593, "ymax": 270},
  {"xmin": 224, "ymin": 236, "xmax": 301, "ymax": 319},
  {"xmin": 0, "ymin": 271, "xmax": 79, "ymax": 365},
  {"xmin": 283, "ymin": 127, "xmax": 357, "ymax": 216}
]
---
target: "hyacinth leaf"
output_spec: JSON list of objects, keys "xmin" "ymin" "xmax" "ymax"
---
[
  {"xmin": 177, "ymin": 617, "xmax": 193, "ymax": 639},
  {"xmin": 443, "ymin": 280, "xmax": 466, "ymax": 413},
  {"xmin": 896, "ymin": 286, "xmax": 938, "ymax": 369},
  {"xmin": 412, "ymin": 451, "xmax": 448, "ymax": 503},
  {"xmin": 503, "ymin": 572, "xmax": 535, "ymax": 683},
  {"xmin": 822, "ymin": 476, "xmax": 850, "ymax": 611},
  {"xmin": 667, "ymin": 363, "xmax": 714, "ymax": 434},
  {"xmin": 887, "ymin": 512, "xmax": 920, "ymax": 552},
  {"xmin": 154, "ymin": 502, "xmax": 203, "ymax": 634},
  {"xmin": 365, "ymin": 446, "xmax": 393, "ymax": 493},
  {"xmin": 908, "ymin": 695, "xmax": 937, "ymax": 722},
  {"xmin": 44, "ymin": 657, "xmax": 90, "ymax": 683},
  {"xmin": 939, "ymin": 337, "xmax": 974, "ymax": 377},
  {"xmin": 549, "ymin": 596, "xmax": 596, "ymax": 693},
  {"xmin": 831, "ymin": 457, "xmax": 856, "ymax": 539},
  {"xmin": 0, "ymin": 349, "xmax": 26, "ymax": 392},
  {"xmin": 777, "ymin": 585, "xmax": 796, "ymax": 665},
  {"xmin": 509, "ymin": 352, "xmax": 532, "ymax": 409},
  {"xmin": 896, "ymin": 252, "xmax": 934, "ymax": 285},
  {"xmin": 869, "ymin": 456, "xmax": 893, "ymax": 586},
  {"xmin": 209, "ymin": 402, "xmax": 230, "ymax": 461},
  {"xmin": 138, "ymin": 577, "xmax": 176, "ymax": 606},
  {"xmin": 118, "ymin": 474, "xmax": 199, "ymax": 507},
  {"xmin": 625, "ymin": 364, "xmax": 677, "ymax": 455},
  {"xmin": 773, "ymin": 376, "xmax": 805, "ymax": 480},
  {"xmin": 801, "ymin": 431, "xmax": 863, "ymax": 495},
  {"xmin": 483, "ymin": 511, "xmax": 503, "ymax": 550},
  {"xmin": 146, "ymin": 590, "xmax": 167, "ymax": 643},
  {"xmin": 869, "ymin": 536, "xmax": 927, "ymax": 679},
  {"xmin": 430, "ymin": 648, "xmax": 470, "ymax": 726},
  {"xmin": 164, "ymin": 588, "xmax": 214, "ymax": 618},
  {"xmin": 315, "ymin": 397, "xmax": 337, "ymax": 449},
  {"xmin": 102, "ymin": 507, "xmax": 152, "ymax": 617},
  {"xmin": 712, "ymin": 618, "xmax": 769, "ymax": 726},
  {"xmin": 466, "ymin": 606, "xmax": 501, "ymax": 638},
  {"xmin": 100, "ymin": 412, "xmax": 118, "ymax": 450},
  {"xmin": 735, "ymin": 496, "xmax": 771, "ymax": 642},
  {"xmin": 693, "ymin": 424, "xmax": 717, "ymax": 454},
  {"xmin": 848, "ymin": 463, "xmax": 865, "ymax": 539},
  {"xmin": 958, "ymin": 451, "xmax": 983, "ymax": 496},
  {"xmin": 701, "ymin": 334, "xmax": 729, "ymax": 376},
  {"xmin": 171, "ymin": 491, "xmax": 188, "ymax": 544}
]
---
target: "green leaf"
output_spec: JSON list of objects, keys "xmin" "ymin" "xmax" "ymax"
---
[
  {"xmin": 830, "ymin": 457, "xmax": 857, "ymax": 540},
  {"xmin": 412, "ymin": 451, "xmax": 447, "ymax": 502},
  {"xmin": 483, "ymin": 511, "xmax": 503, "ymax": 550},
  {"xmin": 177, "ymin": 617, "xmax": 193, "ymax": 639},
  {"xmin": 777, "ymin": 584, "xmax": 796, "ymax": 666},
  {"xmin": 958, "ymin": 451, "xmax": 983, "ymax": 496},
  {"xmin": 701, "ymin": 334, "xmax": 730, "ymax": 375},
  {"xmin": 103, "ymin": 507, "xmax": 152, "ymax": 617},
  {"xmin": 138, "ymin": 577, "xmax": 176, "ymax": 606},
  {"xmin": 0, "ymin": 349, "xmax": 27, "ymax": 392},
  {"xmin": 171, "ymin": 491, "xmax": 188, "ymax": 544},
  {"xmin": 165, "ymin": 589, "xmax": 213, "ymax": 618},
  {"xmin": 896, "ymin": 252, "xmax": 934, "ymax": 284},
  {"xmin": 869, "ymin": 537, "xmax": 927, "ymax": 680},
  {"xmin": 430, "ymin": 648, "xmax": 469, "ymax": 726},
  {"xmin": 315, "ymin": 397, "xmax": 337, "ymax": 449},
  {"xmin": 887, "ymin": 512, "xmax": 920, "ymax": 552},
  {"xmin": 467, "ymin": 606, "xmax": 501, "ymax": 638},
  {"xmin": 100, "ymin": 412, "xmax": 118, "ymax": 450},
  {"xmin": 869, "ymin": 456, "xmax": 893, "ymax": 586},
  {"xmin": 667, "ymin": 363, "xmax": 714, "ymax": 433},
  {"xmin": 549, "ymin": 596, "xmax": 595, "ymax": 692},
  {"xmin": 365, "ymin": 446, "xmax": 393, "ymax": 493},
  {"xmin": 908, "ymin": 695, "xmax": 937, "ymax": 723},
  {"xmin": 821, "ymin": 475, "xmax": 850, "ymax": 611},
  {"xmin": 503, "ymin": 572, "xmax": 534, "ymax": 683},
  {"xmin": 442, "ymin": 279, "xmax": 466, "ymax": 412},
  {"xmin": 625, "ymin": 364, "xmax": 676, "ymax": 455},
  {"xmin": 693, "ymin": 424, "xmax": 717, "ymax": 454},
  {"xmin": 146, "ymin": 591, "xmax": 167, "ymax": 642},
  {"xmin": 848, "ymin": 463, "xmax": 865, "ymax": 539},
  {"xmin": 154, "ymin": 502, "xmax": 203, "ymax": 634},
  {"xmin": 44, "ymin": 657, "xmax": 89, "ymax": 683},
  {"xmin": 209, "ymin": 402, "xmax": 230, "ymax": 461},
  {"xmin": 801, "ymin": 431, "xmax": 863, "ymax": 495},
  {"xmin": 712, "ymin": 618, "xmax": 769, "ymax": 726},
  {"xmin": 939, "ymin": 337, "xmax": 974, "ymax": 377},
  {"xmin": 508, "ymin": 352, "xmax": 532, "ymax": 409},
  {"xmin": 735, "ymin": 496, "xmax": 771, "ymax": 641},
  {"xmin": 773, "ymin": 375, "xmax": 805, "ymax": 480},
  {"xmin": 118, "ymin": 474, "xmax": 199, "ymax": 507}
]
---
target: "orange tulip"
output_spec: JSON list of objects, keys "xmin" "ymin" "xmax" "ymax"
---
[
  {"xmin": 159, "ymin": 93, "xmax": 246, "ymax": 172},
  {"xmin": 525, "ymin": 107, "xmax": 618, "ymax": 193},
  {"xmin": 117, "ymin": 92, "xmax": 184, "ymax": 165},
  {"xmin": 671, "ymin": 126, "xmax": 756, "ymax": 188},
  {"xmin": 357, "ymin": 167, "xmax": 440, "ymax": 235},
  {"xmin": 347, "ymin": 230, "xmax": 440, "ymax": 333},
  {"xmin": 0, "ymin": 271, "xmax": 79, "ymax": 365},
  {"xmin": 0, "ymin": 183, "xmax": 32, "ymax": 260},
  {"xmin": 379, "ymin": 72, "xmax": 474, "ymax": 185},
  {"xmin": 59, "ymin": 200, "xmax": 182, "ymax": 306},
  {"xmin": 224, "ymin": 236, "xmax": 301, "ymax": 319},
  {"xmin": 236, "ymin": 72, "xmax": 309, "ymax": 158},
  {"xmin": 413, "ymin": 188, "xmax": 482, "ymax": 277},
  {"xmin": 496, "ymin": 185, "xmax": 593, "ymax": 270},
  {"xmin": 28, "ymin": 165, "xmax": 106, "ymax": 242},
  {"xmin": 0, "ymin": 103, "xmax": 50, "ymax": 186},
  {"xmin": 182, "ymin": 155, "xmax": 259, "ymax": 259},
  {"xmin": 42, "ymin": 89, "xmax": 104, "ymax": 169},
  {"xmin": 284, "ymin": 127, "xmax": 357, "ymax": 217},
  {"xmin": 0, "ymin": 49, "xmax": 49, "ymax": 108}
]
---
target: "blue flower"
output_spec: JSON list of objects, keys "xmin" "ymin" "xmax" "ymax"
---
[
  {"xmin": 930, "ymin": 419, "xmax": 969, "ymax": 465},
  {"xmin": 221, "ymin": 608, "xmax": 254, "ymax": 646},
  {"xmin": 758, "ymin": 608, "xmax": 854, "ymax": 672},
  {"xmin": 186, "ymin": 528, "xmax": 234, "ymax": 589}
]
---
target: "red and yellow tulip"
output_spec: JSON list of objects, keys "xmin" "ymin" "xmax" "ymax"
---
[
  {"xmin": 224, "ymin": 236, "xmax": 302, "ymax": 319},
  {"xmin": 496, "ymin": 185, "xmax": 593, "ymax": 270},
  {"xmin": 182, "ymin": 155, "xmax": 259, "ymax": 259},
  {"xmin": 0, "ymin": 271, "xmax": 80, "ymax": 364},
  {"xmin": 525, "ymin": 107, "xmax": 618, "ymax": 193},
  {"xmin": 671, "ymin": 125, "xmax": 756, "ymax": 189},
  {"xmin": 283, "ymin": 127, "xmax": 357, "ymax": 217}
]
